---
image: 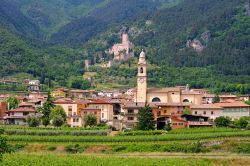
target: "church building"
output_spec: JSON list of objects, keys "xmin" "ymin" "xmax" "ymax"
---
[{"xmin": 135, "ymin": 50, "xmax": 203, "ymax": 105}]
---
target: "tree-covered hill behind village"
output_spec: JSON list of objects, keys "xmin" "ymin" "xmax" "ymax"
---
[{"xmin": 0, "ymin": 0, "xmax": 249, "ymax": 93}]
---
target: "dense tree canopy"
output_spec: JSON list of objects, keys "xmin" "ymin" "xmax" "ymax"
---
[{"xmin": 136, "ymin": 105, "xmax": 155, "ymax": 130}]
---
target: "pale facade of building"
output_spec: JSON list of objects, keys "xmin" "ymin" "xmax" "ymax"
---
[
  {"xmin": 87, "ymin": 100, "xmax": 114, "ymax": 123},
  {"xmin": 190, "ymin": 104, "xmax": 223, "ymax": 120}
]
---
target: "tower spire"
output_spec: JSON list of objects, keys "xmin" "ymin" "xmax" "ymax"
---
[{"xmin": 136, "ymin": 49, "xmax": 147, "ymax": 103}]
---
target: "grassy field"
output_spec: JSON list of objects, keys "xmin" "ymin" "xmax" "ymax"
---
[
  {"xmin": 1, "ymin": 153, "xmax": 250, "ymax": 166},
  {"xmin": 2, "ymin": 127, "xmax": 250, "ymax": 165}
]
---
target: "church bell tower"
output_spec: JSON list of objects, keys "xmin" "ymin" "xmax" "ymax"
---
[{"xmin": 136, "ymin": 50, "xmax": 147, "ymax": 103}]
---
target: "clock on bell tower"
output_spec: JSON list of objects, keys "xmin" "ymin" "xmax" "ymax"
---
[{"xmin": 136, "ymin": 50, "xmax": 147, "ymax": 103}]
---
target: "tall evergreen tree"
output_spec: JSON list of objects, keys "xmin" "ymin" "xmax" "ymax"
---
[
  {"xmin": 39, "ymin": 91, "xmax": 54, "ymax": 126},
  {"xmin": 136, "ymin": 105, "xmax": 155, "ymax": 130}
]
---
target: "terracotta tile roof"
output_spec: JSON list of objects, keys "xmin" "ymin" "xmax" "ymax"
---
[
  {"xmin": 190, "ymin": 104, "xmax": 223, "ymax": 109},
  {"xmin": 74, "ymin": 99, "xmax": 90, "ymax": 104},
  {"xmin": 54, "ymin": 98, "xmax": 75, "ymax": 104},
  {"xmin": 171, "ymin": 117, "xmax": 187, "ymax": 123},
  {"xmin": 19, "ymin": 102, "xmax": 35, "ymax": 107},
  {"xmin": 215, "ymin": 101, "xmax": 250, "ymax": 108},
  {"xmin": 88, "ymin": 99, "xmax": 110, "ymax": 104},
  {"xmin": 123, "ymin": 102, "xmax": 157, "ymax": 109},
  {"xmin": 9, "ymin": 107, "xmax": 35, "ymax": 112},
  {"xmin": 147, "ymin": 87, "xmax": 181, "ymax": 93}
]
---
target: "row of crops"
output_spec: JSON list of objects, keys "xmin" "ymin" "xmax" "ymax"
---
[
  {"xmin": 117, "ymin": 128, "xmax": 241, "ymax": 136},
  {"xmin": 0, "ymin": 154, "xmax": 215, "ymax": 166},
  {"xmin": 6, "ymin": 130, "xmax": 250, "ymax": 143},
  {"xmin": 4, "ymin": 129, "xmax": 108, "ymax": 136},
  {"xmin": 0, "ymin": 125, "xmax": 109, "ymax": 131},
  {"xmin": 2, "ymin": 153, "xmax": 249, "ymax": 166}
]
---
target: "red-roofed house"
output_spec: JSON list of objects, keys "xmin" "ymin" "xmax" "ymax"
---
[
  {"xmin": 5, "ymin": 104, "xmax": 36, "ymax": 125},
  {"xmin": 215, "ymin": 101, "xmax": 250, "ymax": 119},
  {"xmin": 54, "ymin": 98, "xmax": 89, "ymax": 127}
]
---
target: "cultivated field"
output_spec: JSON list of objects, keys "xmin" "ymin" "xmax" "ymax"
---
[{"xmin": 1, "ymin": 126, "xmax": 250, "ymax": 166}]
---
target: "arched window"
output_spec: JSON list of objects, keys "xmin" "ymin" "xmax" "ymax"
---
[
  {"xmin": 140, "ymin": 67, "xmax": 143, "ymax": 73},
  {"xmin": 183, "ymin": 99, "xmax": 189, "ymax": 103},
  {"xmin": 152, "ymin": 97, "xmax": 161, "ymax": 103}
]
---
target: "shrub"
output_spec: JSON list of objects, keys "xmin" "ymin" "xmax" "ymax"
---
[
  {"xmin": 10, "ymin": 144, "xmax": 25, "ymax": 152},
  {"xmin": 214, "ymin": 117, "xmax": 231, "ymax": 127},
  {"xmin": 234, "ymin": 118, "xmax": 248, "ymax": 129},
  {"xmin": 52, "ymin": 115, "xmax": 64, "ymax": 127},
  {"xmin": 246, "ymin": 124, "xmax": 250, "ymax": 130},
  {"xmin": 26, "ymin": 115, "xmax": 40, "ymax": 127},
  {"xmin": 50, "ymin": 105, "xmax": 66, "ymax": 121},
  {"xmin": 47, "ymin": 146, "xmax": 57, "ymax": 151},
  {"xmin": 84, "ymin": 113, "xmax": 97, "ymax": 127},
  {"xmin": 64, "ymin": 144, "xmax": 87, "ymax": 153},
  {"xmin": 235, "ymin": 143, "xmax": 250, "ymax": 153},
  {"xmin": 164, "ymin": 123, "xmax": 172, "ymax": 132},
  {"xmin": 0, "ymin": 128, "xmax": 11, "ymax": 161}
]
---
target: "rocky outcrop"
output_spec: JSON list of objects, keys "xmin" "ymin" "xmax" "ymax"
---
[
  {"xmin": 186, "ymin": 39, "xmax": 204, "ymax": 52},
  {"xmin": 186, "ymin": 31, "xmax": 212, "ymax": 52}
]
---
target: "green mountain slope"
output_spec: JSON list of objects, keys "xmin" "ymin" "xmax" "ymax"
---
[
  {"xmin": 6, "ymin": 0, "xmax": 111, "ymax": 39},
  {"xmin": 50, "ymin": 0, "xmax": 172, "ymax": 46},
  {"xmin": 0, "ymin": 0, "xmax": 249, "ymax": 93},
  {"xmin": 0, "ymin": 0, "xmax": 42, "ymax": 39},
  {"xmin": 0, "ymin": 27, "xmax": 84, "ymax": 86},
  {"xmin": 82, "ymin": 0, "xmax": 250, "ymax": 93}
]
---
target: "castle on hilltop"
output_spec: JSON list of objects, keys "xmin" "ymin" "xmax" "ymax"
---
[{"xmin": 109, "ymin": 32, "xmax": 134, "ymax": 61}]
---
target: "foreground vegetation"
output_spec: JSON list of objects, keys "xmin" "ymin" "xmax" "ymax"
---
[
  {"xmin": 1, "ymin": 153, "xmax": 250, "ymax": 166},
  {"xmin": 2, "ymin": 127, "xmax": 250, "ymax": 165}
]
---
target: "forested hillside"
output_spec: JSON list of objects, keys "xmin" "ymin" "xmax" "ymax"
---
[
  {"xmin": 10, "ymin": 0, "xmax": 111, "ymax": 38},
  {"xmin": 0, "ymin": 28, "xmax": 84, "ymax": 87},
  {"xmin": 83, "ymin": 0, "xmax": 250, "ymax": 93},
  {"xmin": 50, "ymin": 0, "xmax": 168, "ymax": 46},
  {"xmin": 0, "ymin": 0, "xmax": 249, "ymax": 93},
  {"xmin": 0, "ymin": 0, "xmax": 42, "ymax": 40}
]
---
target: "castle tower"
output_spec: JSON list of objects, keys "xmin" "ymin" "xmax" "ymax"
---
[
  {"xmin": 136, "ymin": 50, "xmax": 147, "ymax": 103},
  {"xmin": 84, "ymin": 60, "xmax": 90, "ymax": 71},
  {"xmin": 122, "ymin": 32, "xmax": 129, "ymax": 45}
]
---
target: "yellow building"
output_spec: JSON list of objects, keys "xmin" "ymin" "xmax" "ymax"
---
[{"xmin": 51, "ymin": 89, "xmax": 66, "ymax": 98}]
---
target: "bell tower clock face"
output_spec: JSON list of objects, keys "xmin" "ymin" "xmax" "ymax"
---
[{"xmin": 139, "ymin": 78, "xmax": 144, "ymax": 83}]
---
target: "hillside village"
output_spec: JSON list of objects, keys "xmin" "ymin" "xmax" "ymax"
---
[
  {"xmin": 0, "ymin": 50, "xmax": 249, "ymax": 130},
  {"xmin": 1, "ymin": 1, "xmax": 250, "ymax": 165}
]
